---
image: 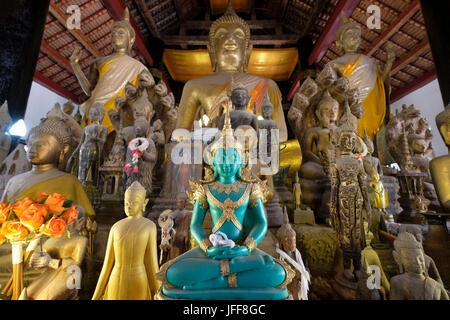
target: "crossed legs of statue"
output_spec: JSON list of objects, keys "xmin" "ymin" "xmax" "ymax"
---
[{"xmin": 166, "ymin": 247, "xmax": 286, "ymax": 290}]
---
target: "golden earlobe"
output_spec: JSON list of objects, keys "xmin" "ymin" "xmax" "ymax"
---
[
  {"xmin": 243, "ymin": 44, "xmax": 253, "ymax": 73},
  {"xmin": 207, "ymin": 43, "xmax": 216, "ymax": 72}
]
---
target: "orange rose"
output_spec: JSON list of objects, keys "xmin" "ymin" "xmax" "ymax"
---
[
  {"xmin": 11, "ymin": 197, "xmax": 34, "ymax": 217},
  {"xmin": 0, "ymin": 202, "xmax": 11, "ymax": 223},
  {"xmin": 35, "ymin": 192, "xmax": 49, "ymax": 203},
  {"xmin": 1, "ymin": 220, "xmax": 29, "ymax": 241},
  {"xmin": 19, "ymin": 204, "xmax": 47, "ymax": 231},
  {"xmin": 61, "ymin": 206, "xmax": 79, "ymax": 225},
  {"xmin": 44, "ymin": 193, "xmax": 66, "ymax": 214},
  {"xmin": 40, "ymin": 217, "xmax": 67, "ymax": 237}
]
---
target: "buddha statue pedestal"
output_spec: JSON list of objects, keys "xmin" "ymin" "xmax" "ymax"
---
[
  {"xmin": 396, "ymin": 172, "xmax": 427, "ymax": 224},
  {"xmin": 421, "ymin": 212, "xmax": 450, "ymax": 290}
]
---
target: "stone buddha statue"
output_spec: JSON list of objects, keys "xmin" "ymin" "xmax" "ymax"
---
[
  {"xmin": 430, "ymin": 104, "xmax": 450, "ymax": 212},
  {"xmin": 155, "ymin": 108, "xmax": 294, "ymax": 300},
  {"xmin": 92, "ymin": 181, "xmax": 161, "ymax": 300},
  {"xmin": 0, "ymin": 101, "xmax": 12, "ymax": 163},
  {"xmin": 327, "ymin": 12, "xmax": 395, "ymax": 140},
  {"xmin": 1, "ymin": 111, "xmax": 95, "ymax": 219},
  {"xmin": 175, "ymin": 1, "xmax": 288, "ymax": 142},
  {"xmin": 390, "ymin": 232, "xmax": 449, "ymax": 300},
  {"xmin": 70, "ymin": 8, "xmax": 148, "ymax": 132}
]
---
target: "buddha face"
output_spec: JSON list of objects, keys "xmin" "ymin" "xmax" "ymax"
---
[
  {"xmin": 318, "ymin": 100, "xmax": 339, "ymax": 126},
  {"xmin": 27, "ymin": 133, "xmax": 65, "ymax": 165},
  {"xmin": 282, "ymin": 235, "xmax": 296, "ymax": 253},
  {"xmin": 339, "ymin": 28, "xmax": 361, "ymax": 53},
  {"xmin": 231, "ymin": 88, "xmax": 250, "ymax": 109},
  {"xmin": 89, "ymin": 106, "xmax": 103, "ymax": 123},
  {"xmin": 400, "ymin": 248, "xmax": 426, "ymax": 275},
  {"xmin": 262, "ymin": 104, "xmax": 273, "ymax": 120},
  {"xmin": 339, "ymin": 131, "xmax": 357, "ymax": 153},
  {"xmin": 211, "ymin": 148, "xmax": 243, "ymax": 179},
  {"xmin": 124, "ymin": 192, "xmax": 147, "ymax": 217},
  {"xmin": 133, "ymin": 101, "xmax": 152, "ymax": 121},
  {"xmin": 212, "ymin": 24, "xmax": 247, "ymax": 72},
  {"xmin": 112, "ymin": 25, "xmax": 131, "ymax": 52},
  {"xmin": 176, "ymin": 197, "xmax": 186, "ymax": 210},
  {"xmin": 63, "ymin": 103, "xmax": 74, "ymax": 115},
  {"xmin": 134, "ymin": 119, "xmax": 149, "ymax": 138}
]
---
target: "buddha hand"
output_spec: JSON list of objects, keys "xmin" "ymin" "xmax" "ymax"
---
[{"xmin": 207, "ymin": 245, "xmax": 249, "ymax": 260}]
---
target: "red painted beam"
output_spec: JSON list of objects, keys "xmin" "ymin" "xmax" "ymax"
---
[
  {"xmin": 34, "ymin": 70, "xmax": 81, "ymax": 104},
  {"xmin": 100, "ymin": 0, "xmax": 154, "ymax": 66},
  {"xmin": 390, "ymin": 69, "xmax": 437, "ymax": 103},
  {"xmin": 308, "ymin": 0, "xmax": 361, "ymax": 66}
]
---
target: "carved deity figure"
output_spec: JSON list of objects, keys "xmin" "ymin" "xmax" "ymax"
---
[
  {"xmin": 93, "ymin": 181, "xmax": 160, "ymax": 299},
  {"xmin": 329, "ymin": 104, "xmax": 370, "ymax": 282},
  {"xmin": 175, "ymin": 2, "xmax": 288, "ymax": 142},
  {"xmin": 219, "ymin": 86, "xmax": 259, "ymax": 132},
  {"xmin": 326, "ymin": 12, "xmax": 395, "ymax": 140},
  {"xmin": 293, "ymin": 172, "xmax": 302, "ymax": 210},
  {"xmin": 0, "ymin": 101, "xmax": 12, "ymax": 163},
  {"xmin": 69, "ymin": 103, "xmax": 108, "ymax": 185},
  {"xmin": 430, "ymin": 104, "xmax": 450, "ymax": 212},
  {"xmin": 390, "ymin": 232, "xmax": 449, "ymax": 300},
  {"xmin": 155, "ymin": 106, "xmax": 294, "ymax": 300}
]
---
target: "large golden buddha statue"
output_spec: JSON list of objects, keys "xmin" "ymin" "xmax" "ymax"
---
[
  {"xmin": 326, "ymin": 12, "xmax": 395, "ymax": 140},
  {"xmin": 70, "ymin": 8, "xmax": 147, "ymax": 132},
  {"xmin": 175, "ymin": 1, "xmax": 288, "ymax": 142}
]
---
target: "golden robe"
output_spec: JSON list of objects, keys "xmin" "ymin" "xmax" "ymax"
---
[
  {"xmin": 2, "ymin": 168, "xmax": 95, "ymax": 217},
  {"xmin": 81, "ymin": 54, "xmax": 148, "ymax": 133}
]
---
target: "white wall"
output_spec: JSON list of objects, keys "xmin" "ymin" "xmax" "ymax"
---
[
  {"xmin": 24, "ymin": 81, "xmax": 78, "ymax": 134},
  {"xmin": 391, "ymin": 79, "xmax": 447, "ymax": 157}
]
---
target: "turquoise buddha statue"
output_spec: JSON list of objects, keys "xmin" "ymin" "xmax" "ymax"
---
[{"xmin": 155, "ymin": 106, "xmax": 294, "ymax": 300}]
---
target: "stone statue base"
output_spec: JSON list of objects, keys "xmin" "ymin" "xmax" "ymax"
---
[
  {"xmin": 294, "ymin": 207, "xmax": 315, "ymax": 225},
  {"xmin": 332, "ymin": 272, "xmax": 359, "ymax": 300}
]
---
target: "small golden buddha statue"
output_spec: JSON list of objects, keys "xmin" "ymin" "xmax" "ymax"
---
[
  {"xmin": 70, "ymin": 8, "xmax": 148, "ymax": 132},
  {"xmin": 92, "ymin": 181, "xmax": 160, "ymax": 300},
  {"xmin": 175, "ymin": 1, "xmax": 288, "ymax": 142},
  {"xmin": 327, "ymin": 12, "xmax": 395, "ymax": 140},
  {"xmin": 430, "ymin": 104, "xmax": 450, "ymax": 212}
]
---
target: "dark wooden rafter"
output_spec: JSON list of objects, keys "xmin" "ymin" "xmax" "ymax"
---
[
  {"xmin": 135, "ymin": 0, "xmax": 161, "ymax": 38},
  {"xmin": 34, "ymin": 70, "xmax": 80, "ymax": 103},
  {"xmin": 40, "ymin": 40, "xmax": 75, "ymax": 75},
  {"xmin": 82, "ymin": 8, "xmax": 109, "ymax": 26},
  {"xmin": 390, "ymin": 69, "xmax": 437, "ymax": 102},
  {"xmin": 48, "ymin": 2, "xmax": 103, "ymax": 58},
  {"xmin": 391, "ymin": 38, "xmax": 430, "ymax": 75},
  {"xmin": 309, "ymin": 0, "xmax": 362, "ymax": 65},
  {"xmin": 172, "ymin": 0, "xmax": 184, "ymax": 23},
  {"xmin": 302, "ymin": 0, "xmax": 327, "ymax": 37},
  {"xmin": 364, "ymin": 0, "xmax": 421, "ymax": 56},
  {"xmin": 149, "ymin": 0, "xmax": 172, "ymax": 14}
]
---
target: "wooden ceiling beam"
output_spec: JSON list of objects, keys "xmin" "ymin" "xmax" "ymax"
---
[
  {"xmin": 135, "ymin": 0, "xmax": 161, "ymax": 38},
  {"xmin": 390, "ymin": 69, "xmax": 437, "ymax": 103},
  {"xmin": 309, "ymin": 0, "xmax": 362, "ymax": 65},
  {"xmin": 34, "ymin": 70, "xmax": 80, "ymax": 104},
  {"xmin": 40, "ymin": 40, "xmax": 75, "ymax": 75},
  {"xmin": 149, "ymin": 0, "xmax": 172, "ymax": 14},
  {"xmin": 100, "ymin": 0, "xmax": 154, "ymax": 66},
  {"xmin": 364, "ymin": 0, "xmax": 421, "ymax": 56},
  {"xmin": 48, "ymin": 2, "xmax": 103, "ymax": 58},
  {"xmin": 82, "ymin": 8, "xmax": 108, "ymax": 26},
  {"xmin": 162, "ymin": 34, "xmax": 299, "ymax": 46},
  {"xmin": 391, "ymin": 38, "xmax": 430, "ymax": 75}
]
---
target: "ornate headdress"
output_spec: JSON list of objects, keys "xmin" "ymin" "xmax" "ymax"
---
[
  {"xmin": 336, "ymin": 11, "xmax": 361, "ymax": 42},
  {"xmin": 0, "ymin": 101, "xmax": 12, "ymax": 130},
  {"xmin": 336, "ymin": 98, "xmax": 358, "ymax": 134},
  {"xmin": 125, "ymin": 181, "xmax": 146, "ymax": 198},
  {"xmin": 112, "ymin": 8, "xmax": 136, "ymax": 47}
]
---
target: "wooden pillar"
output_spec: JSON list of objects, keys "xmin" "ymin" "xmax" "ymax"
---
[
  {"xmin": 0, "ymin": 0, "xmax": 50, "ymax": 122},
  {"xmin": 420, "ymin": 1, "xmax": 450, "ymax": 106}
]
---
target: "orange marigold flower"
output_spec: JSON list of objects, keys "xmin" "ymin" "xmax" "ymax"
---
[
  {"xmin": 1, "ymin": 220, "xmax": 29, "ymax": 242},
  {"xmin": 61, "ymin": 206, "xmax": 79, "ymax": 225},
  {"xmin": 40, "ymin": 217, "xmax": 67, "ymax": 237},
  {"xmin": 11, "ymin": 198, "xmax": 34, "ymax": 217},
  {"xmin": 44, "ymin": 193, "xmax": 66, "ymax": 214},
  {"xmin": 0, "ymin": 202, "xmax": 11, "ymax": 224},
  {"xmin": 19, "ymin": 204, "xmax": 47, "ymax": 231},
  {"xmin": 35, "ymin": 192, "xmax": 49, "ymax": 203}
]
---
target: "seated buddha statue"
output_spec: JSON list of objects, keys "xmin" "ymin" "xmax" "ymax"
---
[{"xmin": 156, "ymin": 108, "xmax": 294, "ymax": 300}]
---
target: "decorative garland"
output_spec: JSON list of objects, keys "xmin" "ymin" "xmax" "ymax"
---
[{"xmin": 124, "ymin": 137, "xmax": 149, "ymax": 174}]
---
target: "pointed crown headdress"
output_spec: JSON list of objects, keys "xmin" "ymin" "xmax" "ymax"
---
[
  {"xmin": 277, "ymin": 207, "xmax": 296, "ymax": 239},
  {"xmin": 112, "ymin": 8, "xmax": 136, "ymax": 46},
  {"xmin": 125, "ymin": 181, "xmax": 146, "ymax": 198},
  {"xmin": 336, "ymin": 11, "xmax": 361, "ymax": 42},
  {"xmin": 336, "ymin": 97, "xmax": 358, "ymax": 134}
]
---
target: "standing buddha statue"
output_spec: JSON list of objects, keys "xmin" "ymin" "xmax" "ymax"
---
[
  {"xmin": 155, "ymin": 105, "xmax": 294, "ymax": 300},
  {"xmin": 175, "ymin": 1, "xmax": 288, "ymax": 142}
]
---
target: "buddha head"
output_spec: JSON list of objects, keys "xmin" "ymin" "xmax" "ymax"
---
[
  {"xmin": 435, "ymin": 103, "xmax": 450, "ymax": 150},
  {"xmin": 316, "ymin": 90, "xmax": 339, "ymax": 127},
  {"xmin": 231, "ymin": 87, "xmax": 250, "ymax": 110},
  {"xmin": 207, "ymin": 1, "xmax": 252, "ymax": 73},
  {"xmin": 176, "ymin": 193, "xmax": 186, "ymax": 210},
  {"xmin": 336, "ymin": 101, "xmax": 358, "ymax": 154},
  {"xmin": 27, "ymin": 114, "xmax": 71, "ymax": 168},
  {"xmin": 111, "ymin": 8, "xmax": 135, "ymax": 54},
  {"xmin": 89, "ymin": 103, "xmax": 105, "ymax": 124},
  {"xmin": 124, "ymin": 181, "xmax": 148, "ymax": 217},
  {"xmin": 393, "ymin": 232, "xmax": 426, "ymax": 275},
  {"xmin": 336, "ymin": 12, "xmax": 361, "ymax": 54},
  {"xmin": 63, "ymin": 101, "xmax": 75, "ymax": 116},
  {"xmin": 277, "ymin": 208, "xmax": 296, "ymax": 253},
  {"xmin": 0, "ymin": 101, "xmax": 12, "ymax": 132},
  {"xmin": 261, "ymin": 95, "xmax": 274, "ymax": 120},
  {"xmin": 138, "ymin": 69, "xmax": 155, "ymax": 89},
  {"xmin": 132, "ymin": 98, "xmax": 154, "ymax": 122},
  {"xmin": 134, "ymin": 118, "xmax": 150, "ymax": 138}
]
